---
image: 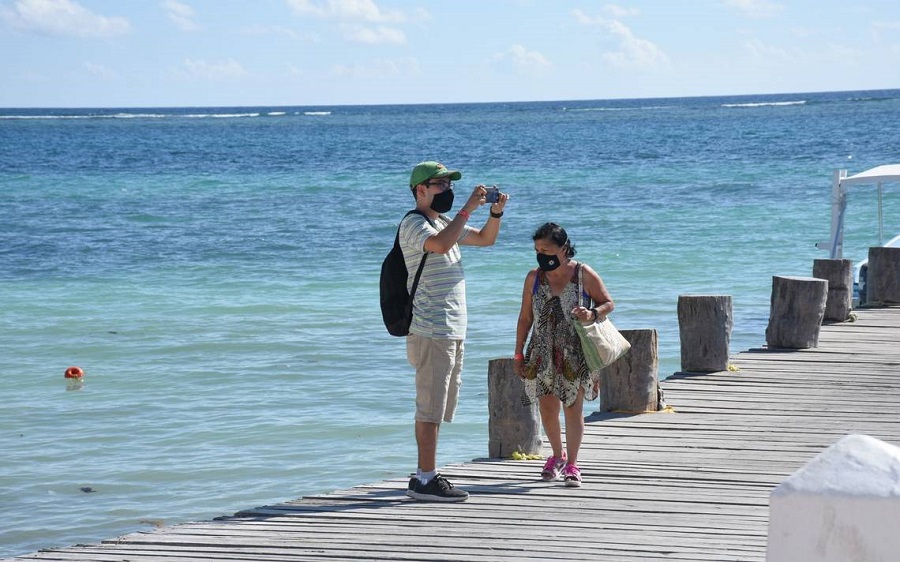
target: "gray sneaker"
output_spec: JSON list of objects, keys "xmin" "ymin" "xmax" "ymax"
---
[{"xmin": 406, "ymin": 474, "xmax": 469, "ymax": 502}]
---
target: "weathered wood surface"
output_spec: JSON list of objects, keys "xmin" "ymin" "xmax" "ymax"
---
[
  {"xmin": 765, "ymin": 275, "xmax": 828, "ymax": 348},
  {"xmin": 867, "ymin": 246, "xmax": 900, "ymax": 304},
  {"xmin": 487, "ymin": 357, "xmax": 541, "ymax": 457},
  {"xmin": 677, "ymin": 294, "xmax": 733, "ymax": 372},
  {"xmin": 599, "ymin": 328, "xmax": 659, "ymax": 413},
  {"xmin": 7, "ymin": 307, "xmax": 900, "ymax": 562},
  {"xmin": 812, "ymin": 258, "xmax": 853, "ymax": 322}
]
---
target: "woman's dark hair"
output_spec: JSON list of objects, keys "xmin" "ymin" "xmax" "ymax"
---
[{"xmin": 532, "ymin": 222, "xmax": 576, "ymax": 258}]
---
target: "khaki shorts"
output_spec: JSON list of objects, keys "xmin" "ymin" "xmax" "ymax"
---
[{"xmin": 407, "ymin": 333, "xmax": 464, "ymax": 424}]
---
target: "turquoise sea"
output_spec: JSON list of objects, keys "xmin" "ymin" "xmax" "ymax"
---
[{"xmin": 2, "ymin": 90, "xmax": 899, "ymax": 557}]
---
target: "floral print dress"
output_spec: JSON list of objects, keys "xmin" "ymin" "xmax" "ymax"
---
[{"xmin": 523, "ymin": 264, "xmax": 599, "ymax": 407}]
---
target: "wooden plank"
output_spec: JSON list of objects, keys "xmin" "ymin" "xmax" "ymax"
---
[{"xmin": 5, "ymin": 306, "xmax": 900, "ymax": 562}]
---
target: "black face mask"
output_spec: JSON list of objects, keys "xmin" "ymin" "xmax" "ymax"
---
[
  {"xmin": 430, "ymin": 189, "xmax": 454, "ymax": 213},
  {"xmin": 536, "ymin": 252, "xmax": 561, "ymax": 271}
]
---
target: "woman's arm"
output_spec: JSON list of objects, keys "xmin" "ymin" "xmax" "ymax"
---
[
  {"xmin": 513, "ymin": 270, "xmax": 537, "ymax": 378},
  {"xmin": 582, "ymin": 264, "xmax": 614, "ymax": 320}
]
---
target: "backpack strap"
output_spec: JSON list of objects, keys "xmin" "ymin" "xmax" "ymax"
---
[
  {"xmin": 400, "ymin": 210, "xmax": 436, "ymax": 313},
  {"xmin": 409, "ymin": 250, "xmax": 428, "ymax": 309},
  {"xmin": 401, "ymin": 209, "xmax": 436, "ymax": 230}
]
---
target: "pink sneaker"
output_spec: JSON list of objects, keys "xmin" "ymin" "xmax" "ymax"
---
[
  {"xmin": 540, "ymin": 455, "xmax": 566, "ymax": 481},
  {"xmin": 563, "ymin": 463, "xmax": 582, "ymax": 487}
]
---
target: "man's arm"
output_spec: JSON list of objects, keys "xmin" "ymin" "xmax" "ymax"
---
[
  {"xmin": 460, "ymin": 194, "xmax": 509, "ymax": 247},
  {"xmin": 424, "ymin": 185, "xmax": 494, "ymax": 253},
  {"xmin": 423, "ymin": 212, "xmax": 473, "ymax": 254}
]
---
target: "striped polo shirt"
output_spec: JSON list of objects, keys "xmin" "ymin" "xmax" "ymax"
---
[{"xmin": 399, "ymin": 212, "xmax": 473, "ymax": 339}]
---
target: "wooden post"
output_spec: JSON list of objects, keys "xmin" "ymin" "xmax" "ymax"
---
[
  {"xmin": 812, "ymin": 258, "xmax": 853, "ymax": 321},
  {"xmin": 599, "ymin": 329, "xmax": 659, "ymax": 413},
  {"xmin": 765, "ymin": 276, "xmax": 828, "ymax": 349},
  {"xmin": 487, "ymin": 358, "xmax": 541, "ymax": 458},
  {"xmin": 677, "ymin": 295, "xmax": 732, "ymax": 373},
  {"xmin": 867, "ymin": 247, "xmax": 900, "ymax": 305}
]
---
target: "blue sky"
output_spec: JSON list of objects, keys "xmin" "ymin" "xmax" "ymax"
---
[{"xmin": 1, "ymin": 0, "xmax": 898, "ymax": 107}]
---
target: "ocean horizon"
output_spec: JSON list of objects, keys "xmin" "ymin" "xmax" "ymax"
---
[
  {"xmin": 0, "ymin": 85, "xmax": 887, "ymax": 111},
  {"xmin": 2, "ymin": 88, "xmax": 899, "ymax": 557}
]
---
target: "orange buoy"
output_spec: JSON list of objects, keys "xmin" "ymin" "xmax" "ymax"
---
[{"xmin": 64, "ymin": 366, "xmax": 84, "ymax": 379}]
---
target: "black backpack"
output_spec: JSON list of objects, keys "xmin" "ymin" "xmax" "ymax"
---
[{"xmin": 380, "ymin": 210, "xmax": 435, "ymax": 336}]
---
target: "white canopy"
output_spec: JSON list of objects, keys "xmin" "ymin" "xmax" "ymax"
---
[
  {"xmin": 819, "ymin": 165, "xmax": 900, "ymax": 259},
  {"xmin": 841, "ymin": 164, "xmax": 900, "ymax": 186}
]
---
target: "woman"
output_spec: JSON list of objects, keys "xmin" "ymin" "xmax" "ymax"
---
[{"xmin": 513, "ymin": 222, "xmax": 615, "ymax": 487}]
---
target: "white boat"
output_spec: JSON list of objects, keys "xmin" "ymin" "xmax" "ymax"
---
[{"xmin": 817, "ymin": 164, "xmax": 900, "ymax": 306}]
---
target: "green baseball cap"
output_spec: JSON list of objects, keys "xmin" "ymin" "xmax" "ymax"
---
[{"xmin": 409, "ymin": 161, "xmax": 462, "ymax": 188}]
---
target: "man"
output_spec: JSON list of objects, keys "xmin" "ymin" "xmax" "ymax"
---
[{"xmin": 399, "ymin": 161, "xmax": 508, "ymax": 502}]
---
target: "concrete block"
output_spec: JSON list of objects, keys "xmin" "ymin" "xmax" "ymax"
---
[{"xmin": 767, "ymin": 434, "xmax": 900, "ymax": 562}]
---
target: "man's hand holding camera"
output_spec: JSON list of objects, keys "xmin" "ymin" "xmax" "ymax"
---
[{"xmin": 465, "ymin": 184, "xmax": 509, "ymax": 217}]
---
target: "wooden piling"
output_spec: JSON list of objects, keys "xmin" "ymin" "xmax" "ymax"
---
[
  {"xmin": 677, "ymin": 295, "xmax": 733, "ymax": 372},
  {"xmin": 487, "ymin": 358, "xmax": 541, "ymax": 458},
  {"xmin": 867, "ymin": 247, "xmax": 900, "ymax": 305},
  {"xmin": 766, "ymin": 276, "xmax": 828, "ymax": 349},
  {"xmin": 812, "ymin": 258, "xmax": 853, "ymax": 321},
  {"xmin": 599, "ymin": 329, "xmax": 660, "ymax": 413}
]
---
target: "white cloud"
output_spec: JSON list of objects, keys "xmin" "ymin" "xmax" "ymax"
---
[
  {"xmin": 572, "ymin": 9, "xmax": 594, "ymax": 26},
  {"xmin": 286, "ymin": 0, "xmax": 405, "ymax": 23},
  {"xmin": 740, "ymin": 39, "xmax": 863, "ymax": 68},
  {"xmin": 285, "ymin": 0, "xmax": 407, "ymax": 47},
  {"xmin": 162, "ymin": 0, "xmax": 199, "ymax": 32},
  {"xmin": 489, "ymin": 44, "xmax": 551, "ymax": 75},
  {"xmin": 83, "ymin": 61, "xmax": 117, "ymax": 80},
  {"xmin": 790, "ymin": 26, "xmax": 815, "ymax": 39},
  {"xmin": 286, "ymin": 0, "xmax": 325, "ymax": 17},
  {"xmin": 409, "ymin": 7, "xmax": 431, "ymax": 23},
  {"xmin": 1, "ymin": 0, "xmax": 130, "ymax": 38},
  {"xmin": 332, "ymin": 57, "xmax": 419, "ymax": 79},
  {"xmin": 743, "ymin": 39, "xmax": 789, "ymax": 61},
  {"xmin": 574, "ymin": 9, "xmax": 668, "ymax": 68},
  {"xmin": 179, "ymin": 58, "xmax": 247, "ymax": 80},
  {"xmin": 725, "ymin": 0, "xmax": 783, "ymax": 19},
  {"xmin": 825, "ymin": 44, "xmax": 864, "ymax": 65},
  {"xmin": 603, "ymin": 4, "xmax": 639, "ymax": 18},
  {"xmin": 873, "ymin": 20, "xmax": 900, "ymax": 42},
  {"xmin": 340, "ymin": 24, "xmax": 405, "ymax": 44},
  {"xmin": 242, "ymin": 24, "xmax": 304, "ymax": 40}
]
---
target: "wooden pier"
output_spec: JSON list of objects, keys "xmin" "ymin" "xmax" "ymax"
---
[{"xmin": 8, "ymin": 307, "xmax": 900, "ymax": 562}]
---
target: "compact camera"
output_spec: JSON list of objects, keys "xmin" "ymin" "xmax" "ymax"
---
[{"xmin": 484, "ymin": 186, "xmax": 501, "ymax": 204}]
